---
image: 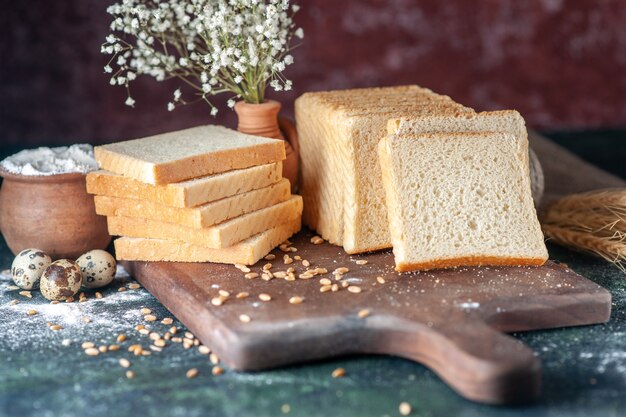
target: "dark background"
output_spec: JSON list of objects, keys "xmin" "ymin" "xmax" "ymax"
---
[{"xmin": 0, "ymin": 0, "xmax": 625, "ymax": 176}]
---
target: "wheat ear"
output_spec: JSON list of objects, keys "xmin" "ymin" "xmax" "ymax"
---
[
  {"xmin": 542, "ymin": 225, "xmax": 626, "ymax": 272},
  {"xmin": 543, "ymin": 208, "xmax": 626, "ymax": 237},
  {"xmin": 548, "ymin": 189, "xmax": 626, "ymax": 212},
  {"xmin": 541, "ymin": 188, "xmax": 626, "ymax": 273}
]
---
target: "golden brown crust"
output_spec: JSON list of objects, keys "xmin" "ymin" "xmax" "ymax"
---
[
  {"xmin": 395, "ymin": 256, "xmax": 548, "ymax": 273},
  {"xmin": 114, "ymin": 219, "xmax": 301, "ymax": 265}
]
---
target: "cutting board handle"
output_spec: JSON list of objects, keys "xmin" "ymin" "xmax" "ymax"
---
[{"xmin": 369, "ymin": 318, "xmax": 541, "ymax": 404}]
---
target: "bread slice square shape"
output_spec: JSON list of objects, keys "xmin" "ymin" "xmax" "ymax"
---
[
  {"xmin": 378, "ymin": 131, "xmax": 548, "ymax": 272},
  {"xmin": 95, "ymin": 125, "xmax": 286, "ymax": 184}
]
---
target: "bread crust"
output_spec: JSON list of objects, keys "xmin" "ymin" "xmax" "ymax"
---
[
  {"xmin": 114, "ymin": 219, "xmax": 301, "ymax": 265},
  {"xmin": 395, "ymin": 256, "xmax": 548, "ymax": 273},
  {"xmin": 94, "ymin": 178, "xmax": 291, "ymax": 228},
  {"xmin": 87, "ymin": 163, "xmax": 282, "ymax": 208},
  {"xmin": 107, "ymin": 195, "xmax": 302, "ymax": 249}
]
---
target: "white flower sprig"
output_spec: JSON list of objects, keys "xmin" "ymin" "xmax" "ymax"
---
[{"xmin": 102, "ymin": 0, "xmax": 303, "ymax": 114}]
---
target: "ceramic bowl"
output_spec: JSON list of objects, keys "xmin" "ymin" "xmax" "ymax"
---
[{"xmin": 0, "ymin": 168, "xmax": 111, "ymax": 258}]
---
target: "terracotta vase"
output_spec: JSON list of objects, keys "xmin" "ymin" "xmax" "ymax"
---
[
  {"xmin": 234, "ymin": 100, "xmax": 299, "ymax": 191},
  {"xmin": 0, "ymin": 169, "xmax": 111, "ymax": 259}
]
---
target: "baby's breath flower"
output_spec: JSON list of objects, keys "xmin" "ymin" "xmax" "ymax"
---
[
  {"xmin": 270, "ymin": 79, "xmax": 282, "ymax": 91},
  {"xmin": 227, "ymin": 99, "xmax": 236, "ymax": 108},
  {"xmin": 125, "ymin": 96, "xmax": 136, "ymax": 107},
  {"xmin": 102, "ymin": 0, "xmax": 302, "ymax": 111}
]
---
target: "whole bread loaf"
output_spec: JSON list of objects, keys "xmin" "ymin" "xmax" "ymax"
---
[
  {"xmin": 114, "ymin": 219, "xmax": 301, "ymax": 265},
  {"xmin": 296, "ymin": 86, "xmax": 546, "ymax": 254},
  {"xmin": 378, "ymin": 131, "xmax": 548, "ymax": 272},
  {"xmin": 95, "ymin": 125, "xmax": 285, "ymax": 184}
]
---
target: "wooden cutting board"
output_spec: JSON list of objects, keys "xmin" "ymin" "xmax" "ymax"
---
[
  {"xmin": 123, "ymin": 132, "xmax": 622, "ymax": 405},
  {"xmin": 122, "ymin": 229, "xmax": 611, "ymax": 405}
]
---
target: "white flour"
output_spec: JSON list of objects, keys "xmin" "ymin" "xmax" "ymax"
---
[
  {"xmin": 0, "ymin": 266, "xmax": 154, "ymax": 350},
  {"xmin": 0, "ymin": 144, "xmax": 98, "ymax": 176}
]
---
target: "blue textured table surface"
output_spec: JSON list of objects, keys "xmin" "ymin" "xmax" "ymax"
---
[{"xmin": 1, "ymin": 132, "xmax": 625, "ymax": 417}]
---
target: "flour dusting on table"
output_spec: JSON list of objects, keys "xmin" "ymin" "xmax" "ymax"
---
[
  {"xmin": 0, "ymin": 266, "xmax": 154, "ymax": 350},
  {"xmin": 0, "ymin": 144, "xmax": 98, "ymax": 176}
]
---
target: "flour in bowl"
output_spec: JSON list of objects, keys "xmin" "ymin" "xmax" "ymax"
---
[{"xmin": 0, "ymin": 144, "xmax": 98, "ymax": 176}]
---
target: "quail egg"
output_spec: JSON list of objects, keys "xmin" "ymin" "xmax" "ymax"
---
[
  {"xmin": 76, "ymin": 250, "xmax": 117, "ymax": 289},
  {"xmin": 11, "ymin": 248, "xmax": 52, "ymax": 290},
  {"xmin": 40, "ymin": 259, "xmax": 83, "ymax": 301}
]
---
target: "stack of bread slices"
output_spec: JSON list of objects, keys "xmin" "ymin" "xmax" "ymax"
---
[{"xmin": 86, "ymin": 125, "xmax": 302, "ymax": 265}]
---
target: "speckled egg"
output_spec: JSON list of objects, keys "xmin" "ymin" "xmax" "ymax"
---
[
  {"xmin": 11, "ymin": 248, "xmax": 52, "ymax": 290},
  {"xmin": 40, "ymin": 259, "xmax": 83, "ymax": 301},
  {"xmin": 76, "ymin": 250, "xmax": 116, "ymax": 289}
]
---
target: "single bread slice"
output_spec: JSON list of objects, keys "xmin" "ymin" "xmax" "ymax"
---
[
  {"xmin": 86, "ymin": 162, "xmax": 282, "ymax": 208},
  {"xmin": 114, "ymin": 219, "xmax": 301, "ymax": 265},
  {"xmin": 95, "ymin": 125, "xmax": 286, "ymax": 184},
  {"xmin": 107, "ymin": 195, "xmax": 303, "ymax": 249},
  {"xmin": 94, "ymin": 178, "xmax": 291, "ymax": 228},
  {"xmin": 378, "ymin": 132, "xmax": 548, "ymax": 272}
]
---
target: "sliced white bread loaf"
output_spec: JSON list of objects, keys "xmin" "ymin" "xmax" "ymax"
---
[
  {"xmin": 378, "ymin": 132, "xmax": 548, "ymax": 272},
  {"xmin": 95, "ymin": 125, "xmax": 285, "ymax": 184},
  {"xmin": 296, "ymin": 85, "xmax": 473, "ymax": 253},
  {"xmin": 114, "ymin": 219, "xmax": 301, "ymax": 265},
  {"xmin": 94, "ymin": 178, "xmax": 291, "ymax": 228},
  {"xmin": 86, "ymin": 162, "xmax": 282, "ymax": 208},
  {"xmin": 107, "ymin": 195, "xmax": 302, "ymax": 249}
]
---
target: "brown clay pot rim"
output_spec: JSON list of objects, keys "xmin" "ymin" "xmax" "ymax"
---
[
  {"xmin": 236, "ymin": 99, "xmax": 279, "ymax": 105},
  {"xmin": 0, "ymin": 167, "xmax": 87, "ymax": 183},
  {"xmin": 234, "ymin": 99, "xmax": 281, "ymax": 110}
]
